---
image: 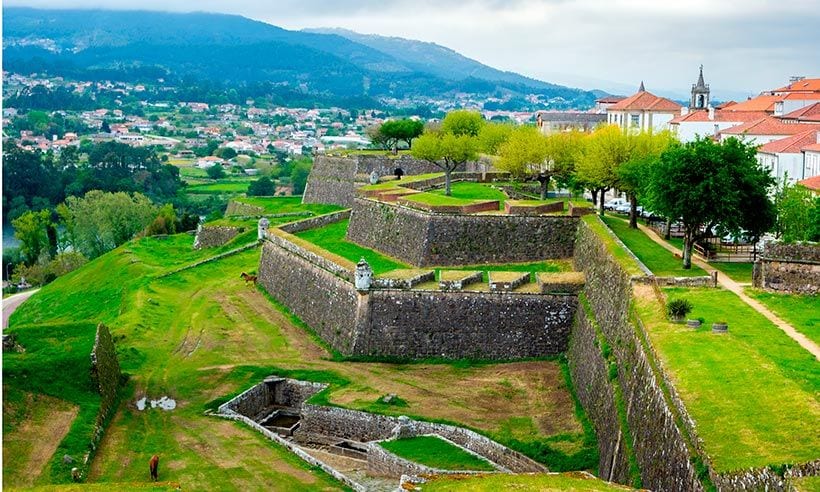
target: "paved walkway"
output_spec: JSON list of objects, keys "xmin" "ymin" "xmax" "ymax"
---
[
  {"xmin": 636, "ymin": 223, "xmax": 820, "ymax": 361},
  {"xmin": 2, "ymin": 288, "xmax": 39, "ymax": 330}
]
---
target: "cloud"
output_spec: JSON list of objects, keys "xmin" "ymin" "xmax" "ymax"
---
[{"xmin": 5, "ymin": 0, "xmax": 820, "ymax": 95}]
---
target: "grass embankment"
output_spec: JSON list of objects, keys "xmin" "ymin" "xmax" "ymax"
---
[
  {"xmin": 601, "ymin": 215, "xmax": 706, "ymax": 277},
  {"xmin": 294, "ymin": 219, "xmax": 409, "ymax": 274},
  {"xmin": 184, "ymin": 180, "xmax": 254, "ymax": 195},
  {"xmin": 745, "ymin": 289, "xmax": 820, "ymax": 346},
  {"xmin": 581, "ymin": 215, "xmax": 644, "ymax": 276},
  {"xmin": 6, "ymin": 195, "xmax": 598, "ymax": 487},
  {"xmin": 423, "ymin": 472, "xmax": 634, "ymax": 491},
  {"xmin": 230, "ymin": 196, "xmax": 343, "ymax": 216},
  {"xmin": 3, "ymin": 324, "xmax": 100, "ymax": 485},
  {"xmin": 379, "ymin": 436, "xmax": 495, "ymax": 471},
  {"xmin": 635, "ymin": 286, "xmax": 820, "ymax": 472}
]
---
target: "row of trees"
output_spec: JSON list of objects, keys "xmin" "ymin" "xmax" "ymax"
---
[
  {"xmin": 401, "ymin": 110, "xmax": 790, "ymax": 269},
  {"xmin": 2, "ymin": 143, "xmax": 183, "ymax": 223}
]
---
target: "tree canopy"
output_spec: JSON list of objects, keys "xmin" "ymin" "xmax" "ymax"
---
[
  {"xmin": 411, "ymin": 131, "xmax": 478, "ymax": 196},
  {"xmin": 440, "ymin": 110, "xmax": 484, "ymax": 137},
  {"xmin": 646, "ymin": 136, "xmax": 775, "ymax": 268}
]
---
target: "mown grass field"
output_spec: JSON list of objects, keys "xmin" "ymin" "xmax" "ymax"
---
[
  {"xmin": 379, "ymin": 435, "xmax": 495, "ymax": 471},
  {"xmin": 745, "ymin": 288, "xmax": 820, "ymax": 346},
  {"xmin": 229, "ymin": 196, "xmax": 342, "ymax": 216},
  {"xmin": 184, "ymin": 180, "xmax": 252, "ymax": 195},
  {"xmin": 423, "ymin": 472, "xmax": 634, "ymax": 491},
  {"xmin": 635, "ymin": 285, "xmax": 820, "ymax": 472},
  {"xmin": 5, "ymin": 200, "xmax": 597, "ymax": 489},
  {"xmin": 602, "ymin": 215, "xmax": 707, "ymax": 277},
  {"xmin": 294, "ymin": 219, "xmax": 409, "ymax": 274},
  {"xmin": 712, "ymin": 262, "xmax": 754, "ymax": 284}
]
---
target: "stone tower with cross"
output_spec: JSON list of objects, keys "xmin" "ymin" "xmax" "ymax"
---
[{"xmin": 690, "ymin": 65, "xmax": 710, "ymax": 110}]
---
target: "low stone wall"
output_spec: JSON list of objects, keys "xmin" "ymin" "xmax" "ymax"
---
[
  {"xmin": 396, "ymin": 198, "xmax": 500, "ymax": 214},
  {"xmin": 753, "ymin": 242, "xmax": 819, "ymax": 294},
  {"xmin": 569, "ymin": 203, "xmax": 595, "ymax": 217},
  {"xmin": 193, "ymin": 225, "xmax": 241, "ymax": 249},
  {"xmin": 279, "ymin": 210, "xmax": 352, "ymax": 234},
  {"xmin": 299, "ymin": 404, "xmax": 546, "ymax": 473},
  {"xmin": 346, "ymin": 198, "xmax": 578, "ymax": 266},
  {"xmin": 634, "ymin": 275, "xmax": 716, "ymax": 288},
  {"xmin": 504, "ymin": 201, "xmax": 564, "ymax": 215},
  {"xmin": 366, "ymin": 438, "xmax": 496, "ymax": 478},
  {"xmin": 218, "ymin": 377, "xmax": 326, "ymax": 419}
]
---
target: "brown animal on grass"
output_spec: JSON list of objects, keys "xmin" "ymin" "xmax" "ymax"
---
[
  {"xmin": 240, "ymin": 272, "xmax": 258, "ymax": 285},
  {"xmin": 149, "ymin": 454, "xmax": 159, "ymax": 481}
]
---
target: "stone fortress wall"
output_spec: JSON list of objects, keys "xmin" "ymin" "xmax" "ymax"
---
[
  {"xmin": 346, "ymin": 198, "xmax": 578, "ymax": 266},
  {"xmin": 257, "ymin": 233, "xmax": 578, "ymax": 359},
  {"xmin": 302, "ymin": 154, "xmax": 487, "ymax": 207},
  {"xmin": 753, "ymin": 241, "xmax": 820, "ymax": 295}
]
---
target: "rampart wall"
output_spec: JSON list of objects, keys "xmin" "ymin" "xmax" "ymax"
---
[
  {"xmin": 257, "ymin": 223, "xmax": 577, "ymax": 359},
  {"xmin": 346, "ymin": 198, "xmax": 577, "ymax": 266},
  {"xmin": 193, "ymin": 225, "xmax": 240, "ymax": 249},
  {"xmin": 571, "ymin": 218, "xmax": 704, "ymax": 491}
]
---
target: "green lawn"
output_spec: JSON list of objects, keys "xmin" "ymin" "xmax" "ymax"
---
[
  {"xmin": 636, "ymin": 286, "xmax": 820, "ymax": 472},
  {"xmin": 745, "ymin": 288, "xmax": 820, "ymax": 346},
  {"xmin": 185, "ymin": 181, "xmax": 251, "ymax": 194},
  {"xmin": 424, "ymin": 472, "xmax": 634, "ymax": 491},
  {"xmin": 293, "ymin": 219, "xmax": 408, "ymax": 274},
  {"xmin": 231, "ymin": 196, "xmax": 343, "ymax": 216},
  {"xmin": 712, "ymin": 262, "xmax": 754, "ymax": 284},
  {"xmin": 602, "ymin": 215, "xmax": 706, "ymax": 277},
  {"xmin": 430, "ymin": 182, "xmax": 507, "ymax": 203},
  {"xmin": 359, "ymin": 173, "xmax": 443, "ymax": 191},
  {"xmin": 435, "ymin": 261, "xmax": 568, "ymax": 283},
  {"xmin": 379, "ymin": 435, "xmax": 495, "ymax": 471}
]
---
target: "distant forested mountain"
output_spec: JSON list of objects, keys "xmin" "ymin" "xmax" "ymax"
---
[{"xmin": 3, "ymin": 8, "xmax": 596, "ymax": 108}]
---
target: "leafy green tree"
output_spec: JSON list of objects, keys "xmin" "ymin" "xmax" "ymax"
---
[
  {"xmin": 775, "ymin": 182, "xmax": 816, "ymax": 242},
  {"xmin": 291, "ymin": 161, "xmax": 312, "ymax": 195},
  {"xmin": 616, "ymin": 130, "xmax": 675, "ymax": 228},
  {"xmin": 478, "ymin": 122, "xmax": 514, "ymax": 155},
  {"xmin": 575, "ymin": 125, "xmax": 632, "ymax": 215},
  {"xmin": 366, "ymin": 125, "xmax": 391, "ymax": 151},
  {"xmin": 248, "ymin": 176, "xmax": 276, "ymax": 196},
  {"xmin": 206, "ymin": 164, "xmax": 226, "ymax": 179},
  {"xmin": 441, "ymin": 110, "xmax": 484, "ymax": 137},
  {"xmin": 62, "ymin": 191, "xmax": 158, "ymax": 259},
  {"xmin": 496, "ymin": 126, "xmax": 551, "ymax": 198},
  {"xmin": 412, "ymin": 132, "xmax": 478, "ymax": 196},
  {"xmin": 379, "ymin": 119, "xmax": 424, "ymax": 152},
  {"xmin": 646, "ymin": 137, "xmax": 775, "ymax": 269},
  {"xmin": 216, "ymin": 147, "xmax": 238, "ymax": 160},
  {"xmin": 143, "ymin": 204, "xmax": 178, "ymax": 236},
  {"xmin": 12, "ymin": 210, "xmax": 52, "ymax": 265}
]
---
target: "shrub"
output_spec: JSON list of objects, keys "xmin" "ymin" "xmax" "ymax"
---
[
  {"xmin": 667, "ymin": 298, "xmax": 693, "ymax": 320},
  {"xmin": 247, "ymin": 176, "xmax": 275, "ymax": 196},
  {"xmin": 206, "ymin": 164, "xmax": 225, "ymax": 179}
]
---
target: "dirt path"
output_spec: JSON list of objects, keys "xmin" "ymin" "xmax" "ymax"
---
[
  {"xmin": 2, "ymin": 288, "xmax": 40, "ymax": 330},
  {"xmin": 636, "ymin": 223, "xmax": 820, "ymax": 360}
]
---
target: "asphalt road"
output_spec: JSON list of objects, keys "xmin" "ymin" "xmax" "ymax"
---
[{"xmin": 2, "ymin": 289, "xmax": 39, "ymax": 330}]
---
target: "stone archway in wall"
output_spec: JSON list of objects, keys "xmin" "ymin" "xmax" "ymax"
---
[{"xmin": 394, "ymin": 168, "xmax": 404, "ymax": 180}]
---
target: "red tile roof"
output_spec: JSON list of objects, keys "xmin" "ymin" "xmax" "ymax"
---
[
  {"xmin": 608, "ymin": 90, "xmax": 682, "ymax": 112},
  {"xmin": 783, "ymin": 92, "xmax": 820, "ymax": 100},
  {"xmin": 797, "ymin": 174, "xmax": 820, "ymax": 191},
  {"xmin": 758, "ymin": 130, "xmax": 819, "ymax": 154},
  {"xmin": 720, "ymin": 117, "xmax": 816, "ymax": 136},
  {"xmin": 596, "ymin": 96, "xmax": 626, "ymax": 104},
  {"xmin": 669, "ymin": 110, "xmax": 769, "ymax": 124},
  {"xmin": 781, "ymin": 102, "xmax": 820, "ymax": 122},
  {"xmin": 722, "ymin": 95, "xmax": 782, "ymax": 112},
  {"xmin": 802, "ymin": 143, "xmax": 820, "ymax": 152},
  {"xmin": 772, "ymin": 78, "xmax": 820, "ymax": 93}
]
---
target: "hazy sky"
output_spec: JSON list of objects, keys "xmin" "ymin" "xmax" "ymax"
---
[{"xmin": 6, "ymin": 0, "xmax": 820, "ymax": 98}]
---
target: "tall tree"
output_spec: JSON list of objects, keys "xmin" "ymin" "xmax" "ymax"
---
[
  {"xmin": 440, "ymin": 110, "xmax": 485, "ymax": 137},
  {"xmin": 575, "ymin": 125, "xmax": 631, "ymax": 215},
  {"xmin": 12, "ymin": 210, "xmax": 52, "ymax": 265},
  {"xmin": 646, "ymin": 137, "xmax": 775, "ymax": 269},
  {"xmin": 412, "ymin": 132, "xmax": 478, "ymax": 196},
  {"xmin": 496, "ymin": 126, "xmax": 550, "ymax": 198},
  {"xmin": 616, "ymin": 130, "xmax": 675, "ymax": 228},
  {"xmin": 478, "ymin": 122, "xmax": 514, "ymax": 155}
]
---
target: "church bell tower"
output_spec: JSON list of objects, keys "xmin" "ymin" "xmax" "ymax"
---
[{"xmin": 690, "ymin": 65, "xmax": 710, "ymax": 110}]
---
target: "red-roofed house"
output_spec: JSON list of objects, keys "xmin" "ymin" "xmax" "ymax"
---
[
  {"xmin": 781, "ymin": 102, "xmax": 820, "ymax": 124},
  {"xmin": 757, "ymin": 130, "xmax": 819, "ymax": 183},
  {"xmin": 718, "ymin": 117, "xmax": 816, "ymax": 145},
  {"xmin": 606, "ymin": 83, "xmax": 682, "ymax": 131},
  {"xmin": 669, "ymin": 109, "xmax": 769, "ymax": 142}
]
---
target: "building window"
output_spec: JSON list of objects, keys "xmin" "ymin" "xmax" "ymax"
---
[{"xmin": 630, "ymin": 114, "xmax": 640, "ymax": 127}]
